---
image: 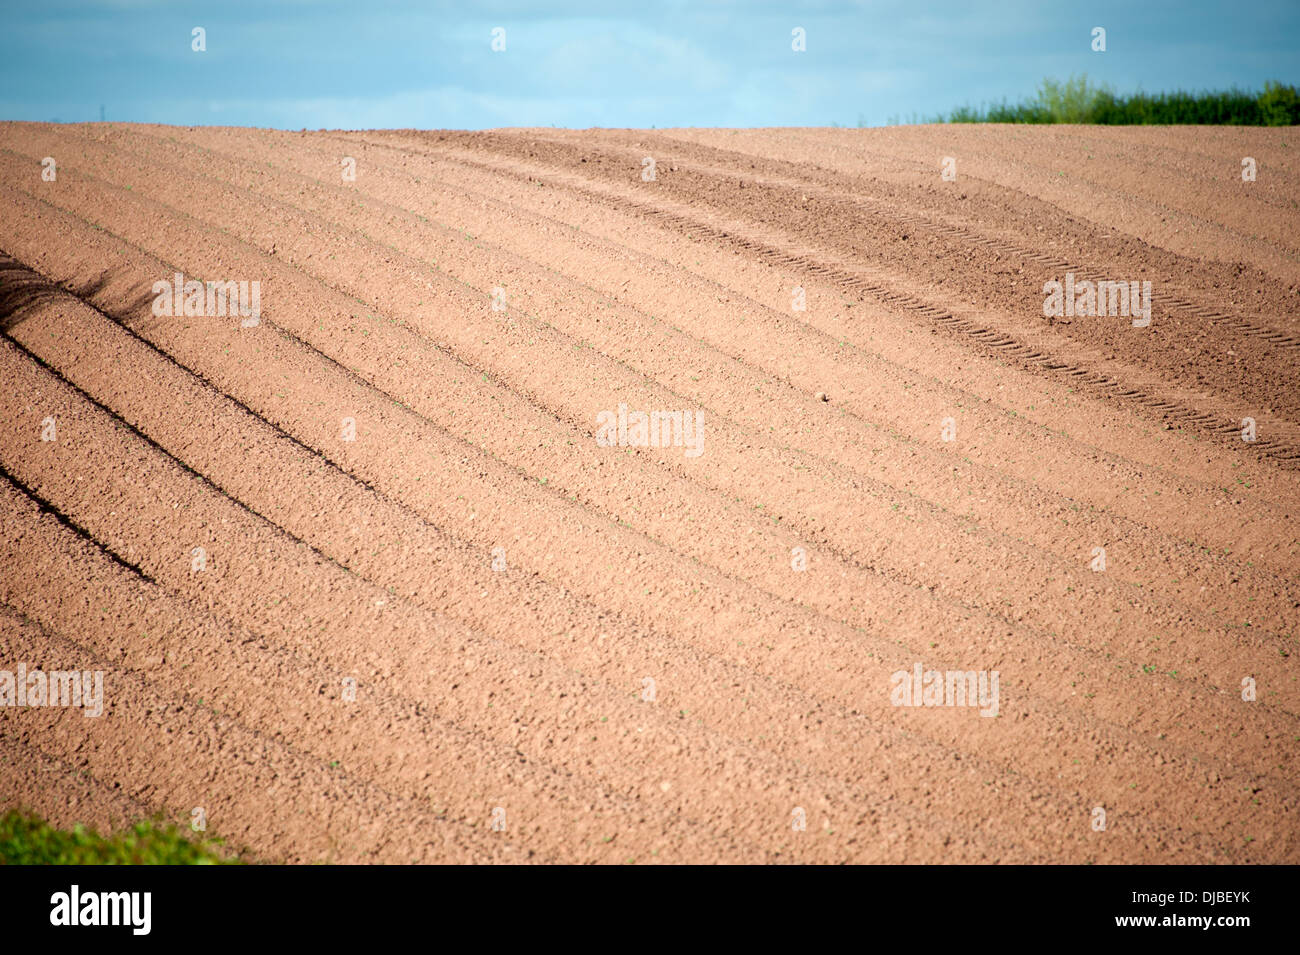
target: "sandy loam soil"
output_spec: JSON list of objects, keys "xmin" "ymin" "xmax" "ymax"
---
[{"xmin": 0, "ymin": 122, "xmax": 1297, "ymax": 863}]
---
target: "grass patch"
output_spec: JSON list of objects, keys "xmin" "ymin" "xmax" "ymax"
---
[{"xmin": 0, "ymin": 809, "xmax": 241, "ymax": 864}]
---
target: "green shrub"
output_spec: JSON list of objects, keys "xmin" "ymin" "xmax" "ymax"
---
[
  {"xmin": 937, "ymin": 76, "xmax": 1297, "ymax": 125},
  {"xmin": 1037, "ymin": 75, "xmax": 1103, "ymax": 123},
  {"xmin": 0, "ymin": 809, "xmax": 240, "ymax": 864},
  {"xmin": 1259, "ymin": 80, "xmax": 1300, "ymax": 126}
]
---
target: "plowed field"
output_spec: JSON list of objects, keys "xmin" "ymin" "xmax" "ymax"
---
[{"xmin": 1, "ymin": 122, "xmax": 1297, "ymax": 863}]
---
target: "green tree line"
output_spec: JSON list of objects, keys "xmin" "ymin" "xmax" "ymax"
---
[{"xmin": 938, "ymin": 75, "xmax": 1299, "ymax": 125}]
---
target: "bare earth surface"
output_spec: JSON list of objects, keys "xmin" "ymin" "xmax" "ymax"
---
[{"xmin": 0, "ymin": 122, "xmax": 1297, "ymax": 863}]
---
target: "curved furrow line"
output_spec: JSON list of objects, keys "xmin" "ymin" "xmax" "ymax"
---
[
  {"xmin": 5, "ymin": 122, "xmax": 1299, "ymax": 862},
  {"xmin": 345, "ymin": 130, "xmax": 1300, "ymax": 470},
  {"xmin": 18, "ymin": 140, "xmax": 1298, "ymax": 705},
  {"xmin": 172, "ymin": 126, "xmax": 1300, "ymax": 606},
  {"xmin": 470, "ymin": 128, "xmax": 1300, "ymax": 348},
  {"xmin": 5, "ymin": 265, "xmax": 1289, "ymax": 862},
  {"xmin": 257, "ymin": 126, "xmax": 1300, "ymax": 519},
  {"xmin": 401, "ymin": 130, "xmax": 1300, "ymax": 436},
  {"xmin": 8, "ymin": 139, "xmax": 1296, "ymax": 705},
  {"xmin": 4, "ymin": 332, "xmax": 890, "ymax": 864},
  {"xmin": 70, "ymin": 126, "xmax": 1300, "ymax": 646},
  {"xmin": 293, "ymin": 129, "xmax": 1300, "ymax": 536},
  {"xmin": 15, "ymin": 153, "xmax": 1300, "ymax": 862},
  {"xmin": 0, "ymin": 512, "xmax": 524, "ymax": 864},
  {"xmin": 1, "ymin": 256, "xmax": 1069, "ymax": 863},
  {"xmin": 6, "ymin": 185, "xmax": 1291, "ymax": 864},
  {"xmin": 664, "ymin": 126, "xmax": 1300, "ymax": 256}
]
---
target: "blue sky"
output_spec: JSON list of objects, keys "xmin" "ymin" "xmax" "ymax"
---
[{"xmin": 2, "ymin": 0, "xmax": 1297, "ymax": 128}]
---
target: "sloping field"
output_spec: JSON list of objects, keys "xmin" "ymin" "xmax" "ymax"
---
[{"xmin": 0, "ymin": 122, "xmax": 1297, "ymax": 863}]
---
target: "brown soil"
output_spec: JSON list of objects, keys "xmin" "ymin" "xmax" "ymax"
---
[{"xmin": 0, "ymin": 122, "xmax": 1296, "ymax": 863}]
